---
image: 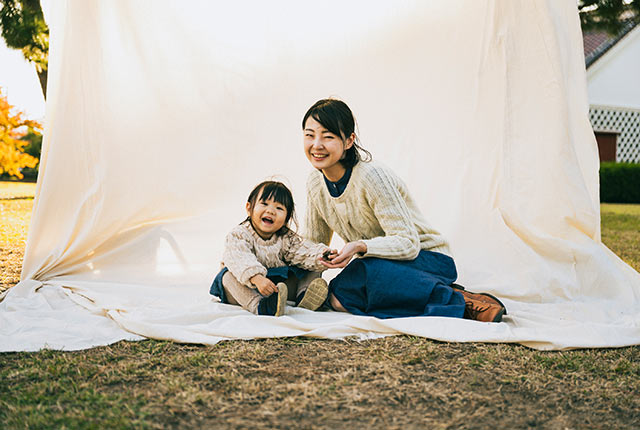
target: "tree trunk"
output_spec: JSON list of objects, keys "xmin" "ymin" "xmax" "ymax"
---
[{"xmin": 37, "ymin": 68, "xmax": 47, "ymax": 100}]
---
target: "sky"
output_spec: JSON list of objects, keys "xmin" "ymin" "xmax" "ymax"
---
[
  {"xmin": 0, "ymin": 34, "xmax": 46, "ymax": 121},
  {"xmin": 0, "ymin": 0, "xmax": 49, "ymax": 122}
]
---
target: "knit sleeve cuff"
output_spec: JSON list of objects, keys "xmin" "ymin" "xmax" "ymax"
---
[
  {"xmin": 361, "ymin": 237, "xmax": 420, "ymax": 260},
  {"xmin": 238, "ymin": 265, "xmax": 268, "ymax": 286}
]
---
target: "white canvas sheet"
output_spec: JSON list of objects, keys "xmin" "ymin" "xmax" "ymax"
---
[{"xmin": 2, "ymin": 0, "xmax": 639, "ymax": 352}]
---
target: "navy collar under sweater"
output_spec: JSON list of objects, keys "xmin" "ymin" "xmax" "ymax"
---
[{"xmin": 323, "ymin": 166, "xmax": 353, "ymax": 197}]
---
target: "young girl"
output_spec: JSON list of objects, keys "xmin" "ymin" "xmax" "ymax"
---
[
  {"xmin": 301, "ymin": 98, "xmax": 507, "ymax": 322},
  {"xmin": 210, "ymin": 180, "xmax": 335, "ymax": 316}
]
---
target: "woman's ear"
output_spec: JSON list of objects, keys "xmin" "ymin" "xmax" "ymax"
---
[{"xmin": 344, "ymin": 133, "xmax": 355, "ymax": 150}]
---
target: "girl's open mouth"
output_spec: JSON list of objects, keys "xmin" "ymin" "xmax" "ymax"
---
[{"xmin": 261, "ymin": 217, "xmax": 273, "ymax": 225}]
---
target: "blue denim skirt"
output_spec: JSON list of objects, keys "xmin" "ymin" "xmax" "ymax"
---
[
  {"xmin": 210, "ymin": 266, "xmax": 310, "ymax": 303},
  {"xmin": 329, "ymin": 250, "xmax": 465, "ymax": 319}
]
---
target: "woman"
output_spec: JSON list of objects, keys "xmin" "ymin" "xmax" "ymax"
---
[{"xmin": 301, "ymin": 98, "xmax": 506, "ymax": 322}]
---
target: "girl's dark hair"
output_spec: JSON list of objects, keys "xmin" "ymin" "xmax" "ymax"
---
[
  {"xmin": 302, "ymin": 98, "xmax": 372, "ymax": 168},
  {"xmin": 244, "ymin": 180, "xmax": 296, "ymax": 236}
]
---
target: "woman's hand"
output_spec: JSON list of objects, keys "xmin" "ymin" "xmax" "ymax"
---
[
  {"xmin": 321, "ymin": 241, "xmax": 367, "ymax": 268},
  {"xmin": 250, "ymin": 274, "xmax": 278, "ymax": 296}
]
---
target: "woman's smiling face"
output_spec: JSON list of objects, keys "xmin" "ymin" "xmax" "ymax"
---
[{"xmin": 303, "ymin": 116, "xmax": 354, "ymax": 182}]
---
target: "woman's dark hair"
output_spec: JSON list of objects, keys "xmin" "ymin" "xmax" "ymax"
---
[
  {"xmin": 244, "ymin": 180, "xmax": 296, "ymax": 236},
  {"xmin": 302, "ymin": 98, "xmax": 372, "ymax": 168}
]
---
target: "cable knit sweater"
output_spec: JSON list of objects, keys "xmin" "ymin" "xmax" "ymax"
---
[
  {"xmin": 222, "ymin": 222, "xmax": 329, "ymax": 286},
  {"xmin": 303, "ymin": 161, "xmax": 450, "ymax": 260}
]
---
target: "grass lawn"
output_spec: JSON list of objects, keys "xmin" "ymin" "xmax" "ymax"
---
[
  {"xmin": 601, "ymin": 203, "xmax": 640, "ymax": 270},
  {"xmin": 1, "ymin": 181, "xmax": 639, "ymax": 429},
  {"xmin": 0, "ymin": 182, "xmax": 35, "ymax": 292}
]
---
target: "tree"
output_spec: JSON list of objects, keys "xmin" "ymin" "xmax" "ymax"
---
[
  {"xmin": 17, "ymin": 127, "xmax": 41, "ymax": 180},
  {"xmin": 0, "ymin": 87, "xmax": 41, "ymax": 179},
  {"xmin": 0, "ymin": 0, "xmax": 48, "ymax": 98},
  {"xmin": 579, "ymin": 0, "xmax": 640, "ymax": 34}
]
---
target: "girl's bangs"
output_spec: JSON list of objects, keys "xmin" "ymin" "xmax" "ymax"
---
[{"xmin": 259, "ymin": 183, "xmax": 292, "ymax": 207}]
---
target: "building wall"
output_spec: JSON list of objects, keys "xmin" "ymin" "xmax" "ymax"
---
[
  {"xmin": 587, "ymin": 26, "xmax": 640, "ymax": 162},
  {"xmin": 587, "ymin": 26, "xmax": 640, "ymax": 109},
  {"xmin": 589, "ymin": 105, "xmax": 640, "ymax": 163}
]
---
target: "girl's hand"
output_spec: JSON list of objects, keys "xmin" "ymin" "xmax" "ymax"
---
[
  {"xmin": 320, "ymin": 248, "xmax": 339, "ymax": 262},
  {"xmin": 251, "ymin": 274, "xmax": 278, "ymax": 296},
  {"xmin": 320, "ymin": 241, "xmax": 367, "ymax": 268}
]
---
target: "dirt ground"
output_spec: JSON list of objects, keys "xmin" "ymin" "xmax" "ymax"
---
[{"xmin": 2, "ymin": 337, "xmax": 639, "ymax": 429}]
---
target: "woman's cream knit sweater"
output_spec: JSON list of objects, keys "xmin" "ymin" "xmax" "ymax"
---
[{"xmin": 303, "ymin": 161, "xmax": 450, "ymax": 260}]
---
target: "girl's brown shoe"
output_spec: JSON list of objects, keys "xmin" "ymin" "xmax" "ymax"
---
[{"xmin": 296, "ymin": 278, "xmax": 329, "ymax": 311}]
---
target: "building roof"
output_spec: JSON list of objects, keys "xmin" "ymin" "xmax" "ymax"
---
[{"xmin": 583, "ymin": 19, "xmax": 639, "ymax": 68}]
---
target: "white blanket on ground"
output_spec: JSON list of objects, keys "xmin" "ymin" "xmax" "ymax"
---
[{"xmin": 2, "ymin": 0, "xmax": 639, "ymax": 352}]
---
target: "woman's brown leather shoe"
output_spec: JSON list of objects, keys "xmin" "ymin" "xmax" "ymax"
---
[
  {"xmin": 453, "ymin": 284, "xmax": 507, "ymax": 315},
  {"xmin": 463, "ymin": 298, "xmax": 505, "ymax": 323}
]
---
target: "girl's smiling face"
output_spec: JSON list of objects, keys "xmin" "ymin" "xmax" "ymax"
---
[
  {"xmin": 303, "ymin": 116, "xmax": 354, "ymax": 182},
  {"xmin": 246, "ymin": 197, "xmax": 287, "ymax": 240}
]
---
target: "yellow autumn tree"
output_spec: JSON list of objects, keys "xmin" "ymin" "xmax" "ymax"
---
[{"xmin": 0, "ymin": 87, "xmax": 41, "ymax": 179}]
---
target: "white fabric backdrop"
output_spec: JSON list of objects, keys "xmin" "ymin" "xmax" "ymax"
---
[{"xmin": 2, "ymin": 0, "xmax": 639, "ymax": 351}]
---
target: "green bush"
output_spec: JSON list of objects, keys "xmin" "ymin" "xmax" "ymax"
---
[{"xmin": 600, "ymin": 162, "xmax": 640, "ymax": 203}]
